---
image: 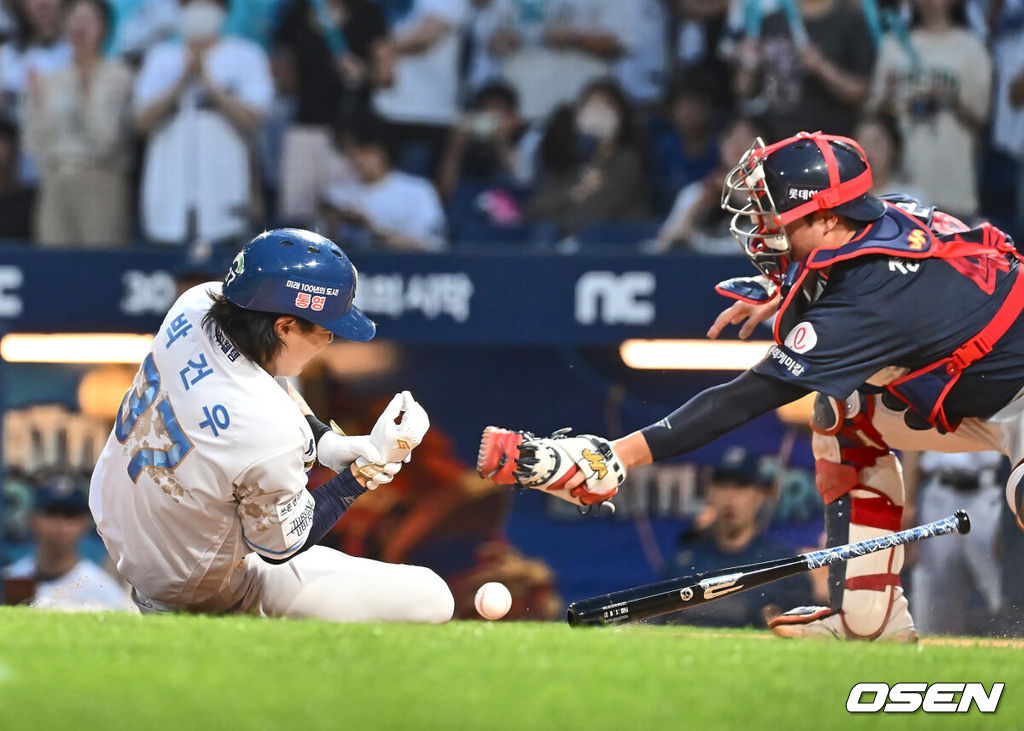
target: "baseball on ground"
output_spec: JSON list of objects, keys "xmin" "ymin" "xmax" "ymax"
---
[{"xmin": 474, "ymin": 582, "xmax": 512, "ymax": 620}]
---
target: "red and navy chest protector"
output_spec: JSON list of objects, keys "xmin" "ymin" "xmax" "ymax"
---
[{"xmin": 725, "ymin": 198, "xmax": 1024, "ymax": 432}]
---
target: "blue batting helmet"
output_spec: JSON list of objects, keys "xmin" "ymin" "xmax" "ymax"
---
[{"xmin": 222, "ymin": 228, "xmax": 376, "ymax": 342}]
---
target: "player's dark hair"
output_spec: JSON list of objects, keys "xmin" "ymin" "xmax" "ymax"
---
[
  {"xmin": 202, "ymin": 293, "xmax": 316, "ymax": 368},
  {"xmin": 335, "ymin": 108, "xmax": 394, "ymax": 164},
  {"xmin": 472, "ymin": 81, "xmax": 519, "ymax": 113}
]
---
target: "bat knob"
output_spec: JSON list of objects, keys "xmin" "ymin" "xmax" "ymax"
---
[
  {"xmin": 954, "ymin": 509, "xmax": 971, "ymax": 535},
  {"xmin": 566, "ymin": 605, "xmax": 582, "ymax": 627}
]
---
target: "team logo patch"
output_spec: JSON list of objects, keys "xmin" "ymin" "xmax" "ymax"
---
[
  {"xmin": 784, "ymin": 321, "xmax": 818, "ymax": 354},
  {"xmin": 224, "ymin": 252, "xmax": 245, "ymax": 287},
  {"xmin": 787, "ymin": 186, "xmax": 822, "ymax": 202},
  {"xmin": 582, "ymin": 448, "xmax": 608, "ymax": 479}
]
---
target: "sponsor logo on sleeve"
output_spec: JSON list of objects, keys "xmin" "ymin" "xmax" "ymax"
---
[
  {"xmin": 783, "ymin": 321, "xmax": 817, "ymax": 353},
  {"xmin": 766, "ymin": 345, "xmax": 807, "ymax": 377}
]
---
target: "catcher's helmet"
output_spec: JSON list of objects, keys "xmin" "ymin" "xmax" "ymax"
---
[
  {"xmin": 222, "ymin": 228, "xmax": 376, "ymax": 341},
  {"xmin": 721, "ymin": 131, "xmax": 885, "ymax": 282}
]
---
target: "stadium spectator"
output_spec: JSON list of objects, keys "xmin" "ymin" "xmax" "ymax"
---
[
  {"xmin": 648, "ymin": 77, "xmax": 720, "ymax": 215},
  {"xmin": 272, "ymin": 0, "xmax": 388, "ymax": 227},
  {"xmin": 866, "ymin": 0, "xmax": 991, "ymax": 219},
  {"xmin": 982, "ymin": 0, "xmax": 1024, "ymax": 240},
  {"xmin": 224, "ymin": 0, "xmax": 283, "ymax": 48},
  {"xmin": 16, "ymin": 0, "xmax": 73, "ymax": 76},
  {"xmin": 672, "ymin": 0, "xmax": 731, "ymax": 101},
  {"xmin": 730, "ymin": 0, "xmax": 876, "ymax": 141},
  {"xmin": 24, "ymin": 0, "xmax": 133, "ymax": 247},
  {"xmin": 436, "ymin": 81, "xmax": 533, "ymax": 245},
  {"xmin": 321, "ymin": 109, "xmax": 447, "ymax": 251},
  {"xmin": 651, "ymin": 116, "xmax": 760, "ymax": 254},
  {"xmin": 105, "ymin": 0, "xmax": 178, "ymax": 63},
  {"xmin": 2, "ymin": 476, "xmax": 135, "ymax": 610},
  {"xmin": 372, "ymin": 0, "xmax": 469, "ymax": 177},
  {"xmin": 851, "ymin": 113, "xmax": 919, "ymax": 197},
  {"xmin": 663, "ymin": 447, "xmax": 813, "ymax": 628},
  {"xmin": 0, "ymin": 118, "xmax": 36, "ymax": 239},
  {"xmin": 479, "ymin": 0, "xmax": 665, "ymax": 120},
  {"xmin": 1, "ymin": 0, "xmax": 74, "ymax": 183},
  {"xmin": 133, "ymin": 0, "xmax": 273, "ymax": 245},
  {"xmin": 525, "ymin": 78, "xmax": 648, "ymax": 237},
  {"xmin": 907, "ymin": 451, "xmax": 1005, "ymax": 634}
]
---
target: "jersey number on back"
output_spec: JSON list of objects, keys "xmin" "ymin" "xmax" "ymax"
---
[{"xmin": 115, "ymin": 353, "xmax": 194, "ymax": 482}]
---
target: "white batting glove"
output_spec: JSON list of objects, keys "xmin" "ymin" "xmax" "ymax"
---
[
  {"xmin": 356, "ymin": 461, "xmax": 404, "ymax": 490},
  {"xmin": 316, "ymin": 432, "xmax": 383, "ymax": 473},
  {"xmin": 356, "ymin": 391, "xmax": 429, "ymax": 466}
]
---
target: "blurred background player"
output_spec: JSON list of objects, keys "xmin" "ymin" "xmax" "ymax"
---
[
  {"xmin": 89, "ymin": 228, "xmax": 453, "ymax": 622},
  {"xmin": 662, "ymin": 447, "xmax": 814, "ymax": 628},
  {"xmin": 3, "ymin": 475, "xmax": 135, "ymax": 610},
  {"xmin": 907, "ymin": 450, "xmax": 1006, "ymax": 634}
]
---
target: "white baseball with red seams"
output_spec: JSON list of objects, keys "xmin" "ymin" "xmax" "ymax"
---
[{"xmin": 474, "ymin": 582, "xmax": 512, "ymax": 620}]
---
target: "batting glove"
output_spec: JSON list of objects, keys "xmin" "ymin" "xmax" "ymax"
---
[
  {"xmin": 357, "ymin": 391, "xmax": 430, "ymax": 466},
  {"xmin": 356, "ymin": 460, "xmax": 404, "ymax": 490}
]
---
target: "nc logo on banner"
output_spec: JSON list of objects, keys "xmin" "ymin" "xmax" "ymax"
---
[
  {"xmin": 0, "ymin": 265, "xmax": 22, "ymax": 317},
  {"xmin": 575, "ymin": 272, "xmax": 655, "ymax": 325}
]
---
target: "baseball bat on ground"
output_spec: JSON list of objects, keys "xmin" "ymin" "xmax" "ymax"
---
[{"xmin": 566, "ymin": 510, "xmax": 970, "ymax": 627}]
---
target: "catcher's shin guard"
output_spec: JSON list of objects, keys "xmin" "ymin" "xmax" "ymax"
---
[{"xmin": 808, "ymin": 393, "xmax": 913, "ymax": 640}]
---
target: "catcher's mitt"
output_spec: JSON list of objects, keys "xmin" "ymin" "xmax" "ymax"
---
[{"xmin": 476, "ymin": 426, "xmax": 625, "ymax": 508}]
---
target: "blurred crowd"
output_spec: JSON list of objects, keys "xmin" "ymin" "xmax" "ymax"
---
[{"xmin": 0, "ymin": 0, "xmax": 1019, "ymax": 253}]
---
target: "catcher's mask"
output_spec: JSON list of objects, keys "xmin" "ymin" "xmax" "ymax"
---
[{"xmin": 721, "ymin": 131, "xmax": 885, "ymax": 284}]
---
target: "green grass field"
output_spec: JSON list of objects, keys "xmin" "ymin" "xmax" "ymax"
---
[{"xmin": 0, "ymin": 607, "xmax": 1016, "ymax": 730}]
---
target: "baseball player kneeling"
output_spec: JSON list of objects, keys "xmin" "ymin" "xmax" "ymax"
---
[{"xmin": 90, "ymin": 229, "xmax": 454, "ymax": 622}]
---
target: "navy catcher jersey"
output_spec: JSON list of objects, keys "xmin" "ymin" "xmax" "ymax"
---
[{"xmin": 753, "ymin": 211, "xmax": 1024, "ymax": 421}]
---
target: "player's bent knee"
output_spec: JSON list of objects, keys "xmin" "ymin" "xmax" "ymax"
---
[{"xmin": 407, "ymin": 566, "xmax": 454, "ymax": 624}]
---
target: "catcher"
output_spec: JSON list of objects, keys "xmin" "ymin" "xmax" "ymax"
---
[{"xmin": 479, "ymin": 131, "xmax": 1024, "ymax": 642}]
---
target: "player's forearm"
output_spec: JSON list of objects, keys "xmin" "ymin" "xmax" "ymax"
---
[
  {"xmin": 260, "ymin": 467, "xmax": 366, "ymax": 564},
  {"xmin": 134, "ymin": 76, "xmax": 189, "ymax": 134},
  {"xmin": 637, "ymin": 370, "xmax": 809, "ymax": 462},
  {"xmin": 204, "ymin": 81, "xmax": 263, "ymax": 135}
]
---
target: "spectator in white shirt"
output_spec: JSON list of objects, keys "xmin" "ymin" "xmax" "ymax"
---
[
  {"xmin": 479, "ymin": 0, "xmax": 662, "ymax": 120},
  {"xmin": 373, "ymin": 0, "xmax": 469, "ymax": 176},
  {"xmin": 133, "ymin": 0, "xmax": 273, "ymax": 245},
  {"xmin": 2, "ymin": 477, "xmax": 135, "ymax": 611},
  {"xmin": 321, "ymin": 109, "xmax": 447, "ymax": 251}
]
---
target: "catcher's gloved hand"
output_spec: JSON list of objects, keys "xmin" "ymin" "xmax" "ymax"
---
[{"xmin": 476, "ymin": 426, "xmax": 626, "ymax": 508}]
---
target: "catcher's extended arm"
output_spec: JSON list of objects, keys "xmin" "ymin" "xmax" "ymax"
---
[{"xmin": 476, "ymin": 426, "xmax": 626, "ymax": 508}]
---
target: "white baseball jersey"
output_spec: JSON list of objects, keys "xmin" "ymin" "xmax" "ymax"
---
[{"xmin": 89, "ymin": 283, "xmax": 317, "ymax": 610}]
